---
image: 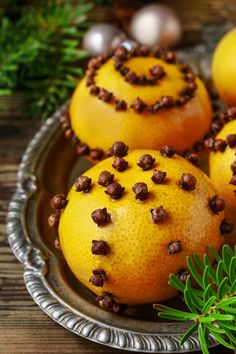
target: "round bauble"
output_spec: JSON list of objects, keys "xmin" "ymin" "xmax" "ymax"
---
[
  {"xmin": 129, "ymin": 4, "xmax": 182, "ymax": 48},
  {"xmin": 83, "ymin": 23, "xmax": 126, "ymax": 56}
]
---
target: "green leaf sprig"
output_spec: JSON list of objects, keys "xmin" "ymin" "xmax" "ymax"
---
[
  {"xmin": 0, "ymin": 1, "xmax": 93, "ymax": 118},
  {"xmin": 154, "ymin": 244, "xmax": 236, "ymax": 353}
]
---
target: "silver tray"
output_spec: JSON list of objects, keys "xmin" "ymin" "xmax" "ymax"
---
[{"xmin": 6, "ymin": 103, "xmax": 220, "ymax": 353}]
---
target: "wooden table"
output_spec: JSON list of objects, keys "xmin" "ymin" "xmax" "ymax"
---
[{"xmin": 0, "ymin": 113, "xmax": 234, "ymax": 354}]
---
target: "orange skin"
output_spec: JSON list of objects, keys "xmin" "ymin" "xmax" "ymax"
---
[
  {"xmin": 209, "ymin": 120, "xmax": 236, "ymax": 246},
  {"xmin": 212, "ymin": 28, "xmax": 236, "ymax": 107},
  {"xmin": 70, "ymin": 57, "xmax": 212, "ymax": 153},
  {"xmin": 59, "ymin": 150, "xmax": 223, "ymax": 305}
]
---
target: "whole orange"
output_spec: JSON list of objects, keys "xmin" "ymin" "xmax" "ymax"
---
[
  {"xmin": 212, "ymin": 28, "xmax": 236, "ymax": 106},
  {"xmin": 70, "ymin": 49, "xmax": 212, "ymax": 154},
  {"xmin": 209, "ymin": 119, "xmax": 236, "ymax": 246},
  {"xmin": 58, "ymin": 149, "xmax": 223, "ymax": 306}
]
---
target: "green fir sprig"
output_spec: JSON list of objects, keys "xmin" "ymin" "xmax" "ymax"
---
[
  {"xmin": 154, "ymin": 244, "xmax": 236, "ymax": 353},
  {"xmin": 0, "ymin": 1, "xmax": 92, "ymax": 118}
]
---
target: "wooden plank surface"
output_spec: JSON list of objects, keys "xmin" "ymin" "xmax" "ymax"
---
[
  {"xmin": 0, "ymin": 0, "xmax": 236, "ymax": 352},
  {"xmin": 0, "ymin": 116, "xmax": 234, "ymax": 354}
]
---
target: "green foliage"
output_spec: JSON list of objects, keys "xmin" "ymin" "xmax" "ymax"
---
[
  {"xmin": 154, "ymin": 245, "xmax": 236, "ymax": 353},
  {"xmin": 0, "ymin": 1, "xmax": 92, "ymax": 118}
]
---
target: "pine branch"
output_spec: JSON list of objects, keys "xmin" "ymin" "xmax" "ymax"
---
[
  {"xmin": 154, "ymin": 245, "xmax": 236, "ymax": 353},
  {"xmin": 0, "ymin": 1, "xmax": 93, "ymax": 118}
]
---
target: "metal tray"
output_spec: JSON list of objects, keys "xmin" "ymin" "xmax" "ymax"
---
[{"xmin": 6, "ymin": 103, "xmax": 219, "ymax": 353}]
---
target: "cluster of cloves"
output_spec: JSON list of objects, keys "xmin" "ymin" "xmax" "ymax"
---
[
  {"xmin": 113, "ymin": 45, "xmax": 175, "ymax": 63},
  {"xmin": 59, "ymin": 106, "xmax": 106, "ymax": 162},
  {"xmin": 48, "ymin": 193, "xmax": 68, "ymax": 229},
  {"xmin": 114, "ymin": 58, "xmax": 167, "ymax": 86},
  {"xmin": 75, "ymin": 142, "xmax": 104, "ymax": 161},
  {"xmin": 110, "ymin": 142, "xmax": 129, "ymax": 172},
  {"xmin": 60, "ymin": 107, "xmax": 74, "ymax": 140},
  {"xmin": 209, "ymin": 107, "xmax": 236, "ymax": 136},
  {"xmin": 202, "ymin": 107, "xmax": 236, "ymax": 154},
  {"xmin": 203, "ymin": 107, "xmax": 236, "ymax": 190},
  {"xmin": 204, "ymin": 133, "xmax": 236, "ymax": 188},
  {"xmin": 48, "ymin": 193, "xmax": 68, "ymax": 250},
  {"xmin": 84, "ymin": 45, "xmax": 198, "ymax": 114}
]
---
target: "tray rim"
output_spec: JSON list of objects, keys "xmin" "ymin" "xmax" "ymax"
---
[{"xmin": 6, "ymin": 105, "xmax": 218, "ymax": 353}]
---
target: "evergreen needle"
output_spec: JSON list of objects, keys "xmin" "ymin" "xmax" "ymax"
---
[{"xmin": 155, "ymin": 245, "xmax": 236, "ymax": 352}]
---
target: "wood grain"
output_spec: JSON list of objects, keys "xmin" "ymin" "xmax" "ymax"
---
[
  {"xmin": 0, "ymin": 113, "xmax": 234, "ymax": 354},
  {"xmin": 1, "ymin": 0, "xmax": 236, "ymax": 351}
]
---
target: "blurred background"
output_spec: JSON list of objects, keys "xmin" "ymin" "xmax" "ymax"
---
[{"xmin": 0, "ymin": 0, "xmax": 236, "ymax": 120}]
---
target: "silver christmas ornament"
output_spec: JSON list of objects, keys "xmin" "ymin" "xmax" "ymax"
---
[
  {"xmin": 129, "ymin": 4, "xmax": 182, "ymax": 48},
  {"xmin": 119, "ymin": 39, "xmax": 138, "ymax": 52},
  {"xmin": 83, "ymin": 23, "xmax": 126, "ymax": 56}
]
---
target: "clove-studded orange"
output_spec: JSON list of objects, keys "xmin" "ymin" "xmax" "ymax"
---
[
  {"xmin": 58, "ymin": 149, "xmax": 223, "ymax": 306},
  {"xmin": 209, "ymin": 119, "xmax": 236, "ymax": 246},
  {"xmin": 69, "ymin": 47, "xmax": 212, "ymax": 156},
  {"xmin": 212, "ymin": 28, "xmax": 236, "ymax": 106}
]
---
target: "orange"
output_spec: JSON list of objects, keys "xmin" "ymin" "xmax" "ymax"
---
[
  {"xmin": 58, "ymin": 149, "xmax": 223, "ymax": 306},
  {"xmin": 70, "ymin": 49, "xmax": 212, "ymax": 154},
  {"xmin": 209, "ymin": 119, "xmax": 236, "ymax": 246},
  {"xmin": 212, "ymin": 28, "xmax": 236, "ymax": 106}
]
